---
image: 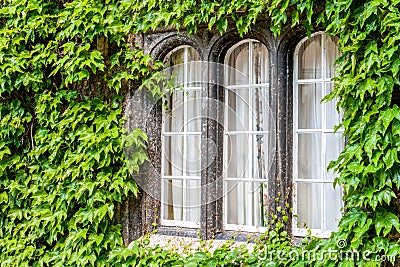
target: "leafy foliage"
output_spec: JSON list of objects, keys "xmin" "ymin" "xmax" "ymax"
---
[
  {"xmin": 0, "ymin": 0, "xmax": 151, "ymax": 265},
  {"xmin": 1, "ymin": 0, "xmax": 400, "ymax": 266},
  {"xmin": 320, "ymin": 0, "xmax": 400, "ymax": 265}
]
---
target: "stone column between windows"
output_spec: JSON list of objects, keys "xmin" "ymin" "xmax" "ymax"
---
[{"xmin": 200, "ymin": 60, "xmax": 224, "ymax": 239}]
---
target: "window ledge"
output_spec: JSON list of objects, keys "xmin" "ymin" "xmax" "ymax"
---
[{"xmin": 130, "ymin": 234, "xmax": 256, "ymax": 255}]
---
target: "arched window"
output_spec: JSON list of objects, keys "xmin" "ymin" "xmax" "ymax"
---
[
  {"xmin": 293, "ymin": 32, "xmax": 344, "ymax": 237},
  {"xmin": 223, "ymin": 39, "xmax": 272, "ymax": 231},
  {"xmin": 161, "ymin": 46, "xmax": 202, "ymax": 228}
]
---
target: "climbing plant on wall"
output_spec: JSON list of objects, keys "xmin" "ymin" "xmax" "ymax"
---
[
  {"xmin": 1, "ymin": 0, "xmax": 400, "ymax": 266},
  {"xmin": 0, "ymin": 1, "xmax": 152, "ymax": 265}
]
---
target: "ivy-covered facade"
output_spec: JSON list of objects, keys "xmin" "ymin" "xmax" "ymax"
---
[{"xmin": 1, "ymin": 0, "xmax": 400, "ymax": 266}]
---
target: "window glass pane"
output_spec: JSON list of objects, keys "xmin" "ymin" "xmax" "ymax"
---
[
  {"xmin": 187, "ymin": 47, "xmax": 200, "ymax": 62},
  {"xmin": 298, "ymin": 34, "xmax": 322, "ymax": 80},
  {"xmin": 226, "ymin": 181, "xmax": 267, "ymax": 226},
  {"xmin": 252, "ymin": 134, "xmax": 269, "ymax": 180},
  {"xmin": 298, "ymin": 83, "xmax": 323, "ymax": 129},
  {"xmin": 297, "ymin": 133, "xmax": 322, "ymax": 179},
  {"xmin": 296, "ymin": 182, "xmax": 322, "ymax": 229},
  {"xmin": 226, "ymin": 180, "xmax": 238, "ymax": 224},
  {"xmin": 186, "ymin": 135, "xmax": 201, "ymax": 176},
  {"xmin": 187, "ymin": 60, "xmax": 201, "ymax": 87},
  {"xmin": 163, "ymin": 136, "xmax": 184, "ymax": 176},
  {"xmin": 226, "ymin": 134, "xmax": 249, "ymax": 179},
  {"xmin": 163, "ymin": 179, "xmax": 183, "ymax": 221},
  {"xmin": 185, "ymin": 90, "xmax": 202, "ymax": 132},
  {"xmin": 226, "ymin": 88, "xmax": 250, "ymax": 132},
  {"xmin": 164, "ymin": 91, "xmax": 184, "ymax": 132},
  {"xmin": 325, "ymin": 35, "xmax": 339, "ymax": 78},
  {"xmin": 171, "ymin": 64, "xmax": 185, "ymax": 86},
  {"xmin": 252, "ymin": 42, "xmax": 269, "ymax": 84},
  {"xmin": 325, "ymin": 133, "xmax": 344, "ymax": 180},
  {"xmin": 324, "ymin": 183, "xmax": 343, "ymax": 230},
  {"xmin": 186, "ymin": 179, "xmax": 201, "ymax": 222},
  {"xmin": 325, "ymin": 83, "xmax": 342, "ymax": 129},
  {"xmin": 166, "ymin": 47, "xmax": 185, "ymax": 66},
  {"xmin": 225, "ymin": 43, "xmax": 250, "ymax": 85},
  {"xmin": 252, "ymin": 86, "xmax": 269, "ymax": 131},
  {"xmin": 166, "ymin": 49, "xmax": 185, "ymax": 85}
]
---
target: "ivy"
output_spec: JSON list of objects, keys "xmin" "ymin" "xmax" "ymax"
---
[{"xmin": 0, "ymin": 0, "xmax": 151, "ymax": 265}]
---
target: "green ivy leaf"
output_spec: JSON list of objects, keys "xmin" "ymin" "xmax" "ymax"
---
[{"xmin": 375, "ymin": 209, "xmax": 400, "ymax": 236}]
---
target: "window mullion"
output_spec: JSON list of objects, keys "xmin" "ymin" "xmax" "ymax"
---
[
  {"xmin": 223, "ymin": 81, "xmax": 229, "ymax": 228},
  {"xmin": 182, "ymin": 47, "xmax": 188, "ymax": 222},
  {"xmin": 293, "ymin": 40, "xmax": 300, "ymax": 233},
  {"xmin": 247, "ymin": 41, "xmax": 254, "ymax": 226},
  {"xmin": 161, "ymin": 97, "xmax": 166, "ymax": 224},
  {"xmin": 321, "ymin": 134, "xmax": 326, "ymax": 231},
  {"xmin": 321, "ymin": 34, "xmax": 327, "ymax": 232}
]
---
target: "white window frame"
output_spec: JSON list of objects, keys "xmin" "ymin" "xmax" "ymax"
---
[
  {"xmin": 292, "ymin": 32, "xmax": 344, "ymax": 238},
  {"xmin": 223, "ymin": 39, "xmax": 270, "ymax": 233},
  {"xmin": 161, "ymin": 45, "xmax": 201, "ymax": 229}
]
